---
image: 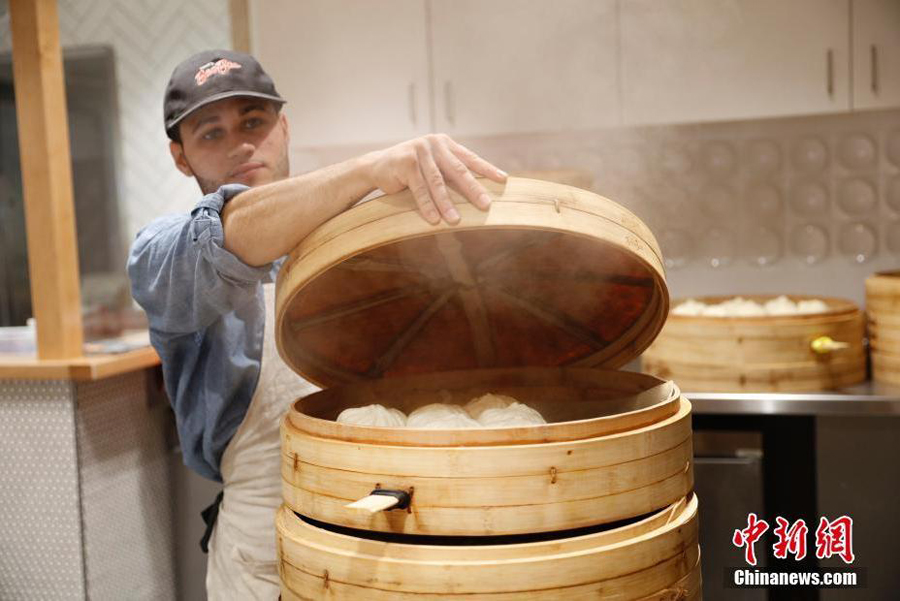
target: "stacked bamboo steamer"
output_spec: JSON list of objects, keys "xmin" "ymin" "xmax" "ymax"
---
[
  {"xmin": 274, "ymin": 178, "xmax": 701, "ymax": 599},
  {"xmin": 866, "ymin": 271, "xmax": 900, "ymax": 386},
  {"xmin": 642, "ymin": 295, "xmax": 866, "ymax": 392}
]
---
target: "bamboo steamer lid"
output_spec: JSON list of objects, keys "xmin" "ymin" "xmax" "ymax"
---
[{"xmin": 275, "ymin": 177, "xmax": 668, "ymax": 387}]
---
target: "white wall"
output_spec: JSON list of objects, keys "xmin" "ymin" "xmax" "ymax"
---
[{"xmin": 0, "ymin": 0, "xmax": 233, "ymax": 243}]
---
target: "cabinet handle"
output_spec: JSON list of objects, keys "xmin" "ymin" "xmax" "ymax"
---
[
  {"xmin": 444, "ymin": 80, "xmax": 455, "ymax": 127},
  {"xmin": 826, "ymin": 49, "xmax": 834, "ymax": 97},
  {"xmin": 408, "ymin": 82, "xmax": 417, "ymax": 126},
  {"xmin": 871, "ymin": 44, "xmax": 879, "ymax": 95}
]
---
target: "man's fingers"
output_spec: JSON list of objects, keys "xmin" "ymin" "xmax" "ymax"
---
[
  {"xmin": 417, "ymin": 144, "xmax": 460, "ymax": 224},
  {"xmin": 379, "ymin": 135, "xmax": 506, "ymax": 225},
  {"xmin": 448, "ymin": 138, "xmax": 508, "ymax": 183},
  {"xmin": 434, "ymin": 144, "xmax": 492, "ymax": 211},
  {"xmin": 407, "ymin": 166, "xmax": 441, "ymax": 225}
]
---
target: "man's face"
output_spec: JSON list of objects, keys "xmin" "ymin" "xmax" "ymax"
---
[{"xmin": 169, "ymin": 97, "xmax": 290, "ymax": 194}]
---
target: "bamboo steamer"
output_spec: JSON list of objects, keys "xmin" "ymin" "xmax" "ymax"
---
[
  {"xmin": 866, "ymin": 271, "xmax": 900, "ymax": 386},
  {"xmin": 641, "ymin": 295, "xmax": 865, "ymax": 392},
  {"xmin": 274, "ymin": 177, "xmax": 698, "ymax": 596},
  {"xmin": 276, "ymin": 494, "xmax": 701, "ymax": 600},
  {"xmin": 281, "ymin": 367, "xmax": 693, "ymax": 535}
]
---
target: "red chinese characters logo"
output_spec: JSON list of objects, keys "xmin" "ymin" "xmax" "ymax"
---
[
  {"xmin": 733, "ymin": 513, "xmax": 769, "ymax": 566},
  {"xmin": 815, "ymin": 516, "xmax": 855, "ymax": 564},
  {"xmin": 734, "ymin": 514, "xmax": 856, "ymax": 565},
  {"xmin": 773, "ymin": 517, "xmax": 808, "ymax": 561},
  {"xmin": 195, "ymin": 59, "xmax": 242, "ymax": 86}
]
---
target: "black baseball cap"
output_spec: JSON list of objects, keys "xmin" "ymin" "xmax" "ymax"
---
[{"xmin": 163, "ymin": 49, "xmax": 285, "ymax": 140}]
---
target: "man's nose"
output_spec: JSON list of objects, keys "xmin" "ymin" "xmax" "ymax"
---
[{"xmin": 228, "ymin": 141, "xmax": 255, "ymax": 160}]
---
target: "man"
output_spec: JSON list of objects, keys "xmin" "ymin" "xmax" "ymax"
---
[{"xmin": 128, "ymin": 49, "xmax": 507, "ymax": 599}]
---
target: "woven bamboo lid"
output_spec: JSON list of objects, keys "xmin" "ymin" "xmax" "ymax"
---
[{"xmin": 275, "ymin": 177, "xmax": 668, "ymax": 387}]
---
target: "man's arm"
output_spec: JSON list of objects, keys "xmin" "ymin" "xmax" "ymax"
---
[
  {"xmin": 128, "ymin": 184, "xmax": 272, "ymax": 335},
  {"xmin": 221, "ymin": 134, "xmax": 507, "ymax": 266}
]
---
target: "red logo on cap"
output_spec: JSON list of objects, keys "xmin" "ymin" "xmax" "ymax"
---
[{"xmin": 195, "ymin": 59, "xmax": 242, "ymax": 86}]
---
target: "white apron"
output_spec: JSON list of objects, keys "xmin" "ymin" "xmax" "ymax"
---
[{"xmin": 206, "ymin": 283, "xmax": 319, "ymax": 600}]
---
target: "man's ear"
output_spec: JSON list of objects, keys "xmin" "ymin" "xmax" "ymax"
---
[
  {"xmin": 279, "ymin": 111, "xmax": 289, "ymax": 146},
  {"xmin": 169, "ymin": 140, "xmax": 194, "ymax": 177}
]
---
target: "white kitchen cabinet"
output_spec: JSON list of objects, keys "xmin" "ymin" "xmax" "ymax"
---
[
  {"xmin": 249, "ymin": 0, "xmax": 431, "ymax": 147},
  {"xmin": 852, "ymin": 0, "xmax": 900, "ymax": 110},
  {"xmin": 619, "ymin": 0, "xmax": 852, "ymax": 126},
  {"xmin": 429, "ymin": 0, "xmax": 620, "ymax": 136}
]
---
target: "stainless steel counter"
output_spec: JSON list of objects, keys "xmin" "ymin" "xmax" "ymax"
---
[{"xmin": 686, "ymin": 380, "xmax": 900, "ymax": 416}]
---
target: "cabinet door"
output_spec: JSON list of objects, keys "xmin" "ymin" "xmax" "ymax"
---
[
  {"xmin": 852, "ymin": 0, "xmax": 900, "ymax": 110},
  {"xmin": 620, "ymin": 0, "xmax": 851, "ymax": 126},
  {"xmin": 250, "ymin": 0, "xmax": 430, "ymax": 147},
  {"xmin": 429, "ymin": 0, "xmax": 620, "ymax": 137}
]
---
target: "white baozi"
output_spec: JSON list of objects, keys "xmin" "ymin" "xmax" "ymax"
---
[
  {"xmin": 672, "ymin": 299, "xmax": 705, "ymax": 316},
  {"xmin": 764, "ymin": 295, "xmax": 798, "ymax": 316},
  {"xmin": 338, "ymin": 395, "xmax": 549, "ymax": 430},
  {"xmin": 336, "ymin": 404, "xmax": 407, "ymax": 427},
  {"xmin": 407, "ymin": 403, "xmax": 480, "ymax": 429},
  {"xmin": 796, "ymin": 299, "xmax": 829, "ymax": 314},
  {"xmin": 477, "ymin": 402, "xmax": 547, "ymax": 427},
  {"xmin": 464, "ymin": 393, "xmax": 516, "ymax": 419},
  {"xmin": 673, "ymin": 295, "xmax": 830, "ymax": 318}
]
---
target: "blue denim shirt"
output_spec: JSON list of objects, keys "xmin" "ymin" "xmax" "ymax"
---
[{"xmin": 128, "ymin": 184, "xmax": 281, "ymax": 482}]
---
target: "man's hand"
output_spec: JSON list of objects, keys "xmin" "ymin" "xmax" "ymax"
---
[
  {"xmin": 365, "ymin": 134, "xmax": 508, "ymax": 225},
  {"xmin": 220, "ymin": 134, "xmax": 506, "ymax": 266}
]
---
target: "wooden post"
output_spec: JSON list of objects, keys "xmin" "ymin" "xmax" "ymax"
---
[
  {"xmin": 230, "ymin": 0, "xmax": 251, "ymax": 53},
  {"xmin": 9, "ymin": 0, "xmax": 83, "ymax": 359}
]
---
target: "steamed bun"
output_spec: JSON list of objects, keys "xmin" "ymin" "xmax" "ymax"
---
[
  {"xmin": 764, "ymin": 295, "xmax": 798, "ymax": 316},
  {"xmin": 336, "ymin": 404, "xmax": 407, "ymax": 427},
  {"xmin": 673, "ymin": 295, "xmax": 831, "ymax": 317},
  {"xmin": 477, "ymin": 402, "xmax": 547, "ymax": 427},
  {"xmin": 671, "ymin": 299, "xmax": 706, "ymax": 316},
  {"xmin": 407, "ymin": 403, "xmax": 481, "ymax": 429},
  {"xmin": 464, "ymin": 393, "xmax": 516, "ymax": 419},
  {"xmin": 796, "ymin": 299, "xmax": 829, "ymax": 314}
]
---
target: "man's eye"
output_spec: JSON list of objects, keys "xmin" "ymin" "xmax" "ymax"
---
[
  {"xmin": 201, "ymin": 128, "xmax": 223, "ymax": 141},
  {"xmin": 244, "ymin": 118, "xmax": 263, "ymax": 129}
]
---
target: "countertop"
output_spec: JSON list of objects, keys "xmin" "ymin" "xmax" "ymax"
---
[
  {"xmin": 0, "ymin": 346, "xmax": 160, "ymax": 381},
  {"xmin": 687, "ymin": 380, "xmax": 900, "ymax": 417}
]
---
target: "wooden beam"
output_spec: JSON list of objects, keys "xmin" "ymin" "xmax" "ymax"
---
[
  {"xmin": 230, "ymin": 0, "xmax": 251, "ymax": 53},
  {"xmin": 10, "ymin": 0, "xmax": 84, "ymax": 359}
]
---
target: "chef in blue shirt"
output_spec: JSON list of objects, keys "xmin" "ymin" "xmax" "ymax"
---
[{"xmin": 128, "ymin": 49, "xmax": 507, "ymax": 599}]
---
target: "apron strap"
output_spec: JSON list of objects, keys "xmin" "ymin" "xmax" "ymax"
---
[{"xmin": 200, "ymin": 490, "xmax": 224, "ymax": 553}]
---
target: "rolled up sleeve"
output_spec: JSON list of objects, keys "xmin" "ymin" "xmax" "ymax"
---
[{"xmin": 128, "ymin": 184, "xmax": 272, "ymax": 334}]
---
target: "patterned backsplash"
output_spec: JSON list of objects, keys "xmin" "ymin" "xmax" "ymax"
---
[{"xmin": 293, "ymin": 108, "xmax": 900, "ymax": 306}]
